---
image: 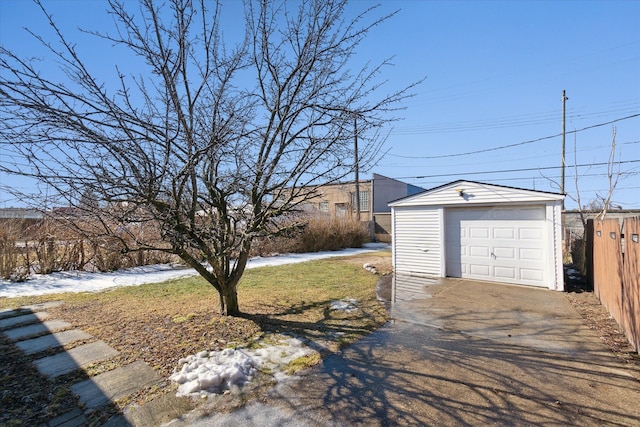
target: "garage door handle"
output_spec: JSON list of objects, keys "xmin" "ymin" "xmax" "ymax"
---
[
  {"xmin": 491, "ymin": 252, "xmax": 496, "ymax": 259},
  {"xmin": 420, "ymin": 248, "xmax": 429, "ymax": 252}
]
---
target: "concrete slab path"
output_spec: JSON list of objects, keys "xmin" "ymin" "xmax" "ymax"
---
[
  {"xmin": 17, "ymin": 329, "xmax": 92, "ymax": 355},
  {"xmin": 103, "ymin": 391, "xmax": 194, "ymax": 426},
  {"xmin": 72, "ymin": 361, "xmax": 161, "ymax": 409},
  {"xmin": 4, "ymin": 319, "xmax": 71, "ymax": 340},
  {"xmin": 1, "ymin": 301, "xmax": 192, "ymax": 426},
  {"xmin": 33, "ymin": 340, "xmax": 120, "ymax": 378},
  {"xmin": 0, "ymin": 311, "xmax": 50, "ymax": 329},
  {"xmin": 46, "ymin": 408, "xmax": 87, "ymax": 427}
]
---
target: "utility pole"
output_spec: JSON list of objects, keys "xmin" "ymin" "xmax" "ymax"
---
[
  {"xmin": 561, "ymin": 90, "xmax": 568, "ymax": 210},
  {"xmin": 354, "ymin": 114, "xmax": 360, "ymax": 221}
]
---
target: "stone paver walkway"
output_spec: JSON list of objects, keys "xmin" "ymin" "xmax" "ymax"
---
[
  {"xmin": 72, "ymin": 361, "xmax": 162, "ymax": 409},
  {"xmin": 4, "ymin": 319, "xmax": 71, "ymax": 341},
  {"xmin": 34, "ymin": 341, "xmax": 120, "ymax": 378},
  {"xmin": 17, "ymin": 329, "xmax": 93, "ymax": 355},
  {"xmin": 0, "ymin": 301, "xmax": 192, "ymax": 426}
]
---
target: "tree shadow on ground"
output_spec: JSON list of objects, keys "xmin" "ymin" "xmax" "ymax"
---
[
  {"xmin": 260, "ymin": 316, "xmax": 640, "ymax": 426},
  {"xmin": 236, "ymin": 276, "xmax": 640, "ymax": 426},
  {"xmin": 0, "ymin": 307, "xmax": 128, "ymax": 426}
]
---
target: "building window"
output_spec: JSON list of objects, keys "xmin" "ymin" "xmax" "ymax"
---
[
  {"xmin": 318, "ymin": 201, "xmax": 329, "ymax": 213},
  {"xmin": 335, "ymin": 203, "xmax": 348, "ymax": 217},
  {"xmin": 351, "ymin": 191, "xmax": 369, "ymax": 212}
]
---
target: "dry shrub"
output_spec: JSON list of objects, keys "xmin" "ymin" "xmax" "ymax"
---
[
  {"xmin": 4, "ymin": 215, "xmax": 178, "ymax": 275},
  {"xmin": 252, "ymin": 215, "xmax": 369, "ymax": 256},
  {"xmin": 87, "ymin": 221, "xmax": 175, "ymax": 272},
  {"xmin": 31, "ymin": 220, "xmax": 87, "ymax": 274},
  {"xmin": 295, "ymin": 216, "xmax": 369, "ymax": 252},
  {"xmin": 0, "ymin": 219, "xmax": 28, "ymax": 280}
]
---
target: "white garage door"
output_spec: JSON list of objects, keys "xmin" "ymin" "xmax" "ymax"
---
[{"xmin": 445, "ymin": 206, "xmax": 548, "ymax": 287}]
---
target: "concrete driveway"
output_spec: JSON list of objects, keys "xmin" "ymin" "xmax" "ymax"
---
[{"xmin": 175, "ymin": 276, "xmax": 640, "ymax": 426}]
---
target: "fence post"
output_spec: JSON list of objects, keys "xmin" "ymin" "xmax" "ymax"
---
[{"xmin": 622, "ymin": 217, "xmax": 640, "ymax": 352}]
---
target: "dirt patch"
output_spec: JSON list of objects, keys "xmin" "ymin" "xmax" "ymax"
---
[{"xmin": 566, "ymin": 290, "xmax": 640, "ymax": 380}]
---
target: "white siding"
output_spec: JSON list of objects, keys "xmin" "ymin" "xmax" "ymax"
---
[{"xmin": 392, "ymin": 206, "xmax": 442, "ymax": 276}]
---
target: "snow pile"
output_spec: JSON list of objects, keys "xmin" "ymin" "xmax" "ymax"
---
[
  {"xmin": 363, "ymin": 263, "xmax": 378, "ymax": 274},
  {"xmin": 170, "ymin": 335, "xmax": 315, "ymax": 397},
  {"xmin": 170, "ymin": 348, "xmax": 256, "ymax": 396},
  {"xmin": 330, "ymin": 298, "xmax": 358, "ymax": 312}
]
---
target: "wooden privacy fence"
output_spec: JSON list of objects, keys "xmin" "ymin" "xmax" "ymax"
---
[{"xmin": 587, "ymin": 217, "xmax": 640, "ymax": 352}]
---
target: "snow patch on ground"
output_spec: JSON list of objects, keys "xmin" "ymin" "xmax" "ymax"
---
[
  {"xmin": 169, "ymin": 301, "xmax": 363, "ymax": 397},
  {"xmin": 169, "ymin": 335, "xmax": 315, "ymax": 397},
  {"xmin": 330, "ymin": 298, "xmax": 358, "ymax": 312},
  {"xmin": 0, "ymin": 243, "xmax": 389, "ymax": 298},
  {"xmin": 0, "ymin": 243, "xmax": 389, "ymax": 398}
]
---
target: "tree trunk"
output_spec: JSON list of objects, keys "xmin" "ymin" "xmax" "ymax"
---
[{"xmin": 220, "ymin": 283, "xmax": 240, "ymax": 316}]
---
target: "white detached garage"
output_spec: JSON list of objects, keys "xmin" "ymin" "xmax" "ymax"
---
[{"xmin": 390, "ymin": 181, "xmax": 565, "ymax": 291}]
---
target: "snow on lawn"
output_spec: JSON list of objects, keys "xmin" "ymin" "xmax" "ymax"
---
[
  {"xmin": 0, "ymin": 243, "xmax": 389, "ymax": 298},
  {"xmin": 330, "ymin": 298, "xmax": 358, "ymax": 312},
  {"xmin": 1, "ymin": 244, "xmax": 385, "ymax": 396},
  {"xmin": 171, "ymin": 295, "xmax": 363, "ymax": 397},
  {"xmin": 170, "ymin": 335, "xmax": 316, "ymax": 397}
]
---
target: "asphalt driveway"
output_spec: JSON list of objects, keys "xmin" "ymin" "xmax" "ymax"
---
[{"xmin": 173, "ymin": 276, "xmax": 640, "ymax": 426}]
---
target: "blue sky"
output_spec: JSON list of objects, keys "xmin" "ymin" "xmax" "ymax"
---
[{"xmin": 1, "ymin": 0, "xmax": 639, "ymax": 209}]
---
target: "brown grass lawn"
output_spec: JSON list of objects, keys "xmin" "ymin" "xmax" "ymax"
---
[{"xmin": 0, "ymin": 252, "xmax": 392, "ymax": 425}]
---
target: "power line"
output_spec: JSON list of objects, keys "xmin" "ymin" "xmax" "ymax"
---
[
  {"xmin": 394, "ymin": 159, "xmax": 640, "ymax": 180},
  {"xmin": 389, "ymin": 113, "xmax": 640, "ymax": 159},
  {"xmin": 382, "ymin": 140, "xmax": 640, "ymax": 170},
  {"xmin": 411, "ymin": 174, "xmax": 639, "ymax": 186},
  {"xmin": 391, "ymin": 104, "xmax": 639, "ymax": 135}
]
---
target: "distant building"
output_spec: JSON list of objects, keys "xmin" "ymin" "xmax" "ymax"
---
[
  {"xmin": 287, "ymin": 173, "xmax": 423, "ymax": 242},
  {"xmin": 0, "ymin": 208, "xmax": 45, "ymax": 236},
  {"xmin": 0, "ymin": 207, "xmax": 44, "ymax": 220}
]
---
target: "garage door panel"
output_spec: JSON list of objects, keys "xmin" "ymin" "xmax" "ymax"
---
[
  {"xmin": 494, "ymin": 247, "xmax": 515, "ymax": 259},
  {"xmin": 446, "ymin": 206, "xmax": 548, "ymax": 287},
  {"xmin": 494, "ymin": 207, "xmax": 544, "ymax": 220},
  {"xmin": 470, "ymin": 264, "xmax": 490, "ymax": 277},
  {"xmin": 520, "ymin": 228, "xmax": 543, "ymax": 239},
  {"xmin": 494, "ymin": 266, "xmax": 516, "ymax": 280},
  {"xmin": 521, "ymin": 268, "xmax": 544, "ymax": 282},
  {"xmin": 520, "ymin": 248, "xmax": 543, "ymax": 261},
  {"xmin": 494, "ymin": 228, "xmax": 515, "ymax": 239},
  {"xmin": 469, "ymin": 245, "xmax": 490, "ymax": 257},
  {"xmin": 469, "ymin": 227, "xmax": 489, "ymax": 238}
]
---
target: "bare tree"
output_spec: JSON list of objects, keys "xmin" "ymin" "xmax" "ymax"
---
[
  {"xmin": 564, "ymin": 127, "xmax": 621, "ymax": 273},
  {"xmin": 571, "ymin": 127, "xmax": 621, "ymax": 221},
  {"xmin": 594, "ymin": 127, "xmax": 621, "ymax": 219},
  {"xmin": 0, "ymin": 0, "xmax": 417, "ymax": 315}
]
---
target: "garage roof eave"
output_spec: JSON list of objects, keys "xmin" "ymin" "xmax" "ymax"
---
[{"xmin": 388, "ymin": 180, "xmax": 565, "ymax": 208}]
